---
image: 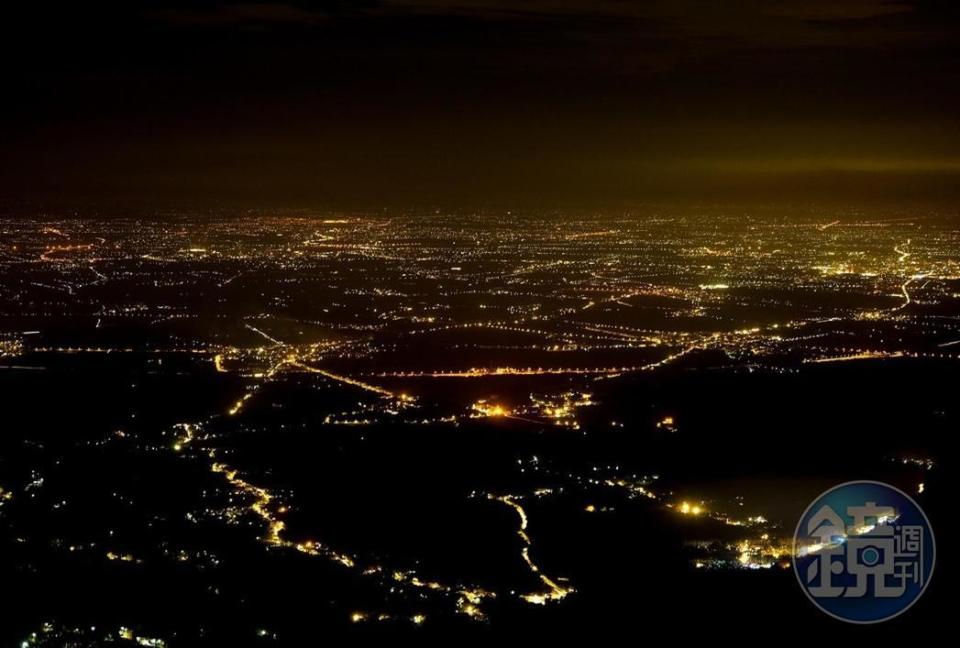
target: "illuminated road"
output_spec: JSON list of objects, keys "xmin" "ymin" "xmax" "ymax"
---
[
  {"xmin": 492, "ymin": 494, "xmax": 573, "ymax": 605},
  {"xmin": 805, "ymin": 351, "xmax": 904, "ymax": 364},
  {"xmin": 244, "ymin": 323, "xmax": 284, "ymax": 346},
  {"xmin": 892, "ymin": 276, "xmax": 921, "ymax": 312},
  {"xmin": 898, "ymin": 277, "xmax": 913, "ymax": 310},
  {"xmin": 376, "ymin": 365, "xmax": 660, "ymax": 378},
  {"xmin": 895, "ymin": 241, "xmax": 911, "ymax": 264},
  {"xmin": 290, "ymin": 360, "xmax": 396, "ymax": 397}
]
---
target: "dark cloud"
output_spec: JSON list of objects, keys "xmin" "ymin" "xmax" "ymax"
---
[
  {"xmin": 763, "ymin": 0, "xmax": 913, "ymax": 21},
  {"xmin": 1, "ymin": 1, "xmax": 959, "ymax": 206},
  {"xmin": 148, "ymin": 3, "xmax": 336, "ymax": 25}
]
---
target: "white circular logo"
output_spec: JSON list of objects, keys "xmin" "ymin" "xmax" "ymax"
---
[{"xmin": 793, "ymin": 480, "xmax": 935, "ymax": 623}]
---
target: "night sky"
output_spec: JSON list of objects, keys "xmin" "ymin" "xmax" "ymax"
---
[{"xmin": 3, "ymin": 1, "xmax": 960, "ymax": 206}]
